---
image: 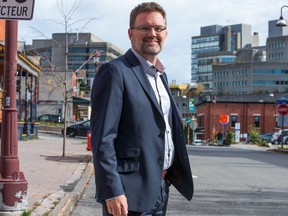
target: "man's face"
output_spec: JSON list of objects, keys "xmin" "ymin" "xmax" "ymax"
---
[{"xmin": 128, "ymin": 11, "xmax": 167, "ymax": 59}]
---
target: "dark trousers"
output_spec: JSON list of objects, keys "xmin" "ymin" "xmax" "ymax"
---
[{"xmin": 102, "ymin": 179, "xmax": 169, "ymax": 216}]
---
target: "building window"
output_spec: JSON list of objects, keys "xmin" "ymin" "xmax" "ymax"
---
[
  {"xmin": 231, "ymin": 115, "xmax": 238, "ymax": 127},
  {"xmin": 253, "ymin": 115, "xmax": 260, "ymax": 128}
]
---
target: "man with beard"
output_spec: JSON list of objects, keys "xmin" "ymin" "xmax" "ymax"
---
[{"xmin": 91, "ymin": 2, "xmax": 194, "ymax": 216}]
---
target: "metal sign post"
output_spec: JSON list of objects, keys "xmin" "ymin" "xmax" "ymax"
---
[
  {"xmin": 276, "ymin": 98, "xmax": 288, "ymax": 148},
  {"xmin": 0, "ymin": 0, "xmax": 35, "ymax": 212}
]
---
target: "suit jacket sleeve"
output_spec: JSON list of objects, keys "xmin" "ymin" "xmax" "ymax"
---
[{"xmin": 90, "ymin": 62, "xmax": 125, "ymax": 201}]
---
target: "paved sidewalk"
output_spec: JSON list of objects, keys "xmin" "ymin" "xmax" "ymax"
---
[{"xmin": 18, "ymin": 134, "xmax": 93, "ymax": 215}]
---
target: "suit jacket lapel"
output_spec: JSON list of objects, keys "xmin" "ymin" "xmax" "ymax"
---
[{"xmin": 125, "ymin": 50, "xmax": 163, "ymax": 115}]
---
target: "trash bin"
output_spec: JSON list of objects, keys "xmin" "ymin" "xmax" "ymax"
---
[{"xmin": 87, "ymin": 130, "xmax": 91, "ymax": 151}]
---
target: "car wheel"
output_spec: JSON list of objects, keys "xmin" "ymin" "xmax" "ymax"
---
[{"xmin": 68, "ymin": 129, "xmax": 77, "ymax": 137}]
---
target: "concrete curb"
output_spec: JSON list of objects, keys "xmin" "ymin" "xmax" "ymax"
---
[
  {"xmin": 49, "ymin": 161, "xmax": 94, "ymax": 216},
  {"xmin": 31, "ymin": 159, "xmax": 94, "ymax": 216}
]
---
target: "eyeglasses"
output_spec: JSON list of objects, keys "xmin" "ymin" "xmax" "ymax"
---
[{"xmin": 131, "ymin": 25, "xmax": 167, "ymax": 33}]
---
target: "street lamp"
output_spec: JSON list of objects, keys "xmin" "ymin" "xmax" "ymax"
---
[
  {"xmin": 92, "ymin": 51, "xmax": 101, "ymax": 73},
  {"xmin": 191, "ymin": 115, "xmax": 197, "ymax": 145},
  {"xmin": 276, "ymin": 5, "xmax": 288, "ymax": 27},
  {"xmin": 74, "ymin": 51, "xmax": 100, "ymax": 75},
  {"xmin": 73, "ymin": 51, "xmax": 101, "ymax": 96},
  {"xmin": 212, "ymin": 96, "xmax": 217, "ymax": 143},
  {"xmin": 269, "ymin": 89, "xmax": 279, "ymax": 129},
  {"xmin": 0, "ymin": 20, "xmax": 28, "ymax": 211}
]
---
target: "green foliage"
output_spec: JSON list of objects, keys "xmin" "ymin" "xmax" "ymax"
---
[
  {"xmin": 22, "ymin": 210, "xmax": 31, "ymax": 216},
  {"xmin": 259, "ymin": 140, "xmax": 269, "ymax": 147},
  {"xmin": 248, "ymin": 125, "xmax": 260, "ymax": 144},
  {"xmin": 225, "ymin": 131, "xmax": 234, "ymax": 145}
]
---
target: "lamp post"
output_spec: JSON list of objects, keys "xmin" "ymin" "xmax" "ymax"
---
[
  {"xmin": 269, "ymin": 89, "xmax": 279, "ymax": 129},
  {"xmin": 93, "ymin": 51, "xmax": 101, "ymax": 73},
  {"xmin": 191, "ymin": 115, "xmax": 197, "ymax": 145},
  {"xmin": 73, "ymin": 51, "xmax": 101, "ymax": 96},
  {"xmin": 185, "ymin": 83, "xmax": 197, "ymax": 145},
  {"xmin": 0, "ymin": 20, "xmax": 28, "ymax": 211},
  {"xmin": 212, "ymin": 96, "xmax": 217, "ymax": 143},
  {"xmin": 276, "ymin": 5, "xmax": 288, "ymax": 27}
]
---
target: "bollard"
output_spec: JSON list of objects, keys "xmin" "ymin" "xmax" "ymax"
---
[{"xmin": 87, "ymin": 131, "xmax": 91, "ymax": 151}]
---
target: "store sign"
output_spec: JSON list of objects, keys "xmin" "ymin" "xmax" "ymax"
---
[{"xmin": 0, "ymin": 0, "xmax": 35, "ymax": 20}]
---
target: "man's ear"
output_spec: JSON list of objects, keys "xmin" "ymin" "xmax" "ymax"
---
[{"xmin": 128, "ymin": 28, "xmax": 133, "ymax": 40}]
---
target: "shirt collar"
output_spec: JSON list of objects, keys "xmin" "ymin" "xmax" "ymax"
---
[{"xmin": 131, "ymin": 48, "xmax": 166, "ymax": 76}]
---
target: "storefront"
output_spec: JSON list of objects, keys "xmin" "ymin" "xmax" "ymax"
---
[{"xmin": 0, "ymin": 43, "xmax": 41, "ymax": 140}]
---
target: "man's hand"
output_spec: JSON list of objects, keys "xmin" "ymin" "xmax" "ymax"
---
[{"xmin": 106, "ymin": 195, "xmax": 128, "ymax": 216}]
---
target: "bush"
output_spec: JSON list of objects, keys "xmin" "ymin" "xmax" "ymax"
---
[
  {"xmin": 225, "ymin": 131, "xmax": 234, "ymax": 145},
  {"xmin": 248, "ymin": 126, "xmax": 260, "ymax": 144}
]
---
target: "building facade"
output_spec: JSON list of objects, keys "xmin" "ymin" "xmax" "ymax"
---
[
  {"xmin": 191, "ymin": 24, "xmax": 259, "ymax": 93},
  {"xmin": 213, "ymin": 61, "xmax": 288, "ymax": 95},
  {"xmin": 194, "ymin": 92, "xmax": 288, "ymax": 142},
  {"xmin": 27, "ymin": 33, "xmax": 124, "ymax": 122},
  {"xmin": 0, "ymin": 43, "xmax": 41, "ymax": 139},
  {"xmin": 195, "ymin": 99, "xmax": 278, "ymax": 142},
  {"xmin": 211, "ymin": 20, "xmax": 288, "ymax": 96}
]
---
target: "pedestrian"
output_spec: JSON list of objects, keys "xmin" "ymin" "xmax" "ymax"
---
[
  {"xmin": 217, "ymin": 130, "xmax": 223, "ymax": 145},
  {"xmin": 90, "ymin": 2, "xmax": 194, "ymax": 216}
]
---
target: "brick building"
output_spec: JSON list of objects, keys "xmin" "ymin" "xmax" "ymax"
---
[{"xmin": 195, "ymin": 99, "xmax": 278, "ymax": 142}]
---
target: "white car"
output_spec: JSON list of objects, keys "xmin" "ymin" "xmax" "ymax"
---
[
  {"xmin": 271, "ymin": 129, "xmax": 288, "ymax": 144},
  {"xmin": 193, "ymin": 139, "xmax": 202, "ymax": 145}
]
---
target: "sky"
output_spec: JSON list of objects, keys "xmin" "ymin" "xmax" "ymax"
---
[{"xmin": 17, "ymin": 0, "xmax": 288, "ymax": 84}]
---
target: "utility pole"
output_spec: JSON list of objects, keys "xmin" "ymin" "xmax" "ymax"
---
[{"xmin": 0, "ymin": 20, "xmax": 28, "ymax": 212}]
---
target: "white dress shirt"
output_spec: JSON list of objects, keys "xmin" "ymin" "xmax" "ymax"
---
[{"xmin": 131, "ymin": 48, "xmax": 175, "ymax": 170}]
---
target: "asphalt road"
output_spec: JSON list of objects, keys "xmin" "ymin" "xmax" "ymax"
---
[{"xmin": 71, "ymin": 145, "xmax": 288, "ymax": 216}]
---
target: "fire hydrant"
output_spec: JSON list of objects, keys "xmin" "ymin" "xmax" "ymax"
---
[{"xmin": 87, "ymin": 130, "xmax": 91, "ymax": 151}]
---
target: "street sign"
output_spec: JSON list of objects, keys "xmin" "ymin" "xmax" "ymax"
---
[
  {"xmin": 186, "ymin": 118, "xmax": 191, "ymax": 125},
  {"xmin": 0, "ymin": 0, "xmax": 35, "ymax": 20},
  {"xmin": 219, "ymin": 114, "xmax": 229, "ymax": 124},
  {"xmin": 278, "ymin": 103, "xmax": 288, "ymax": 115},
  {"xmin": 191, "ymin": 121, "xmax": 198, "ymax": 130},
  {"xmin": 276, "ymin": 98, "xmax": 288, "ymax": 105},
  {"xmin": 189, "ymin": 98, "xmax": 195, "ymax": 112}
]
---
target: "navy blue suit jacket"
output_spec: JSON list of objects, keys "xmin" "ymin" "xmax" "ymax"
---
[{"xmin": 90, "ymin": 49, "xmax": 193, "ymax": 212}]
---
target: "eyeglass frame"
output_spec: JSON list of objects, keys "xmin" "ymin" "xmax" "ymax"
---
[{"xmin": 131, "ymin": 25, "xmax": 167, "ymax": 33}]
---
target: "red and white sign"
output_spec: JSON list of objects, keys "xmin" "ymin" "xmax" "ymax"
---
[
  {"xmin": 0, "ymin": 0, "xmax": 35, "ymax": 20},
  {"xmin": 278, "ymin": 103, "xmax": 288, "ymax": 115},
  {"xmin": 219, "ymin": 114, "xmax": 229, "ymax": 124}
]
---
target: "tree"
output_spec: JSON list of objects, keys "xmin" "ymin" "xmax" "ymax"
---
[{"xmin": 28, "ymin": 0, "xmax": 100, "ymax": 156}]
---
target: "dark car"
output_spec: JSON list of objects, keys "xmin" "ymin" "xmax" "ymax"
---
[
  {"xmin": 259, "ymin": 133, "xmax": 274, "ymax": 143},
  {"xmin": 66, "ymin": 120, "xmax": 90, "ymax": 137},
  {"xmin": 37, "ymin": 114, "xmax": 63, "ymax": 123}
]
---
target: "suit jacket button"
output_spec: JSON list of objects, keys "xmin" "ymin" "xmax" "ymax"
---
[{"xmin": 158, "ymin": 156, "xmax": 164, "ymax": 163}]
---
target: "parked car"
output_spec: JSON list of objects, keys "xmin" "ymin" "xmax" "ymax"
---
[
  {"xmin": 193, "ymin": 139, "xmax": 203, "ymax": 145},
  {"xmin": 259, "ymin": 133, "xmax": 274, "ymax": 143},
  {"xmin": 37, "ymin": 114, "xmax": 63, "ymax": 123},
  {"xmin": 66, "ymin": 120, "xmax": 90, "ymax": 137},
  {"xmin": 271, "ymin": 129, "xmax": 288, "ymax": 144}
]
